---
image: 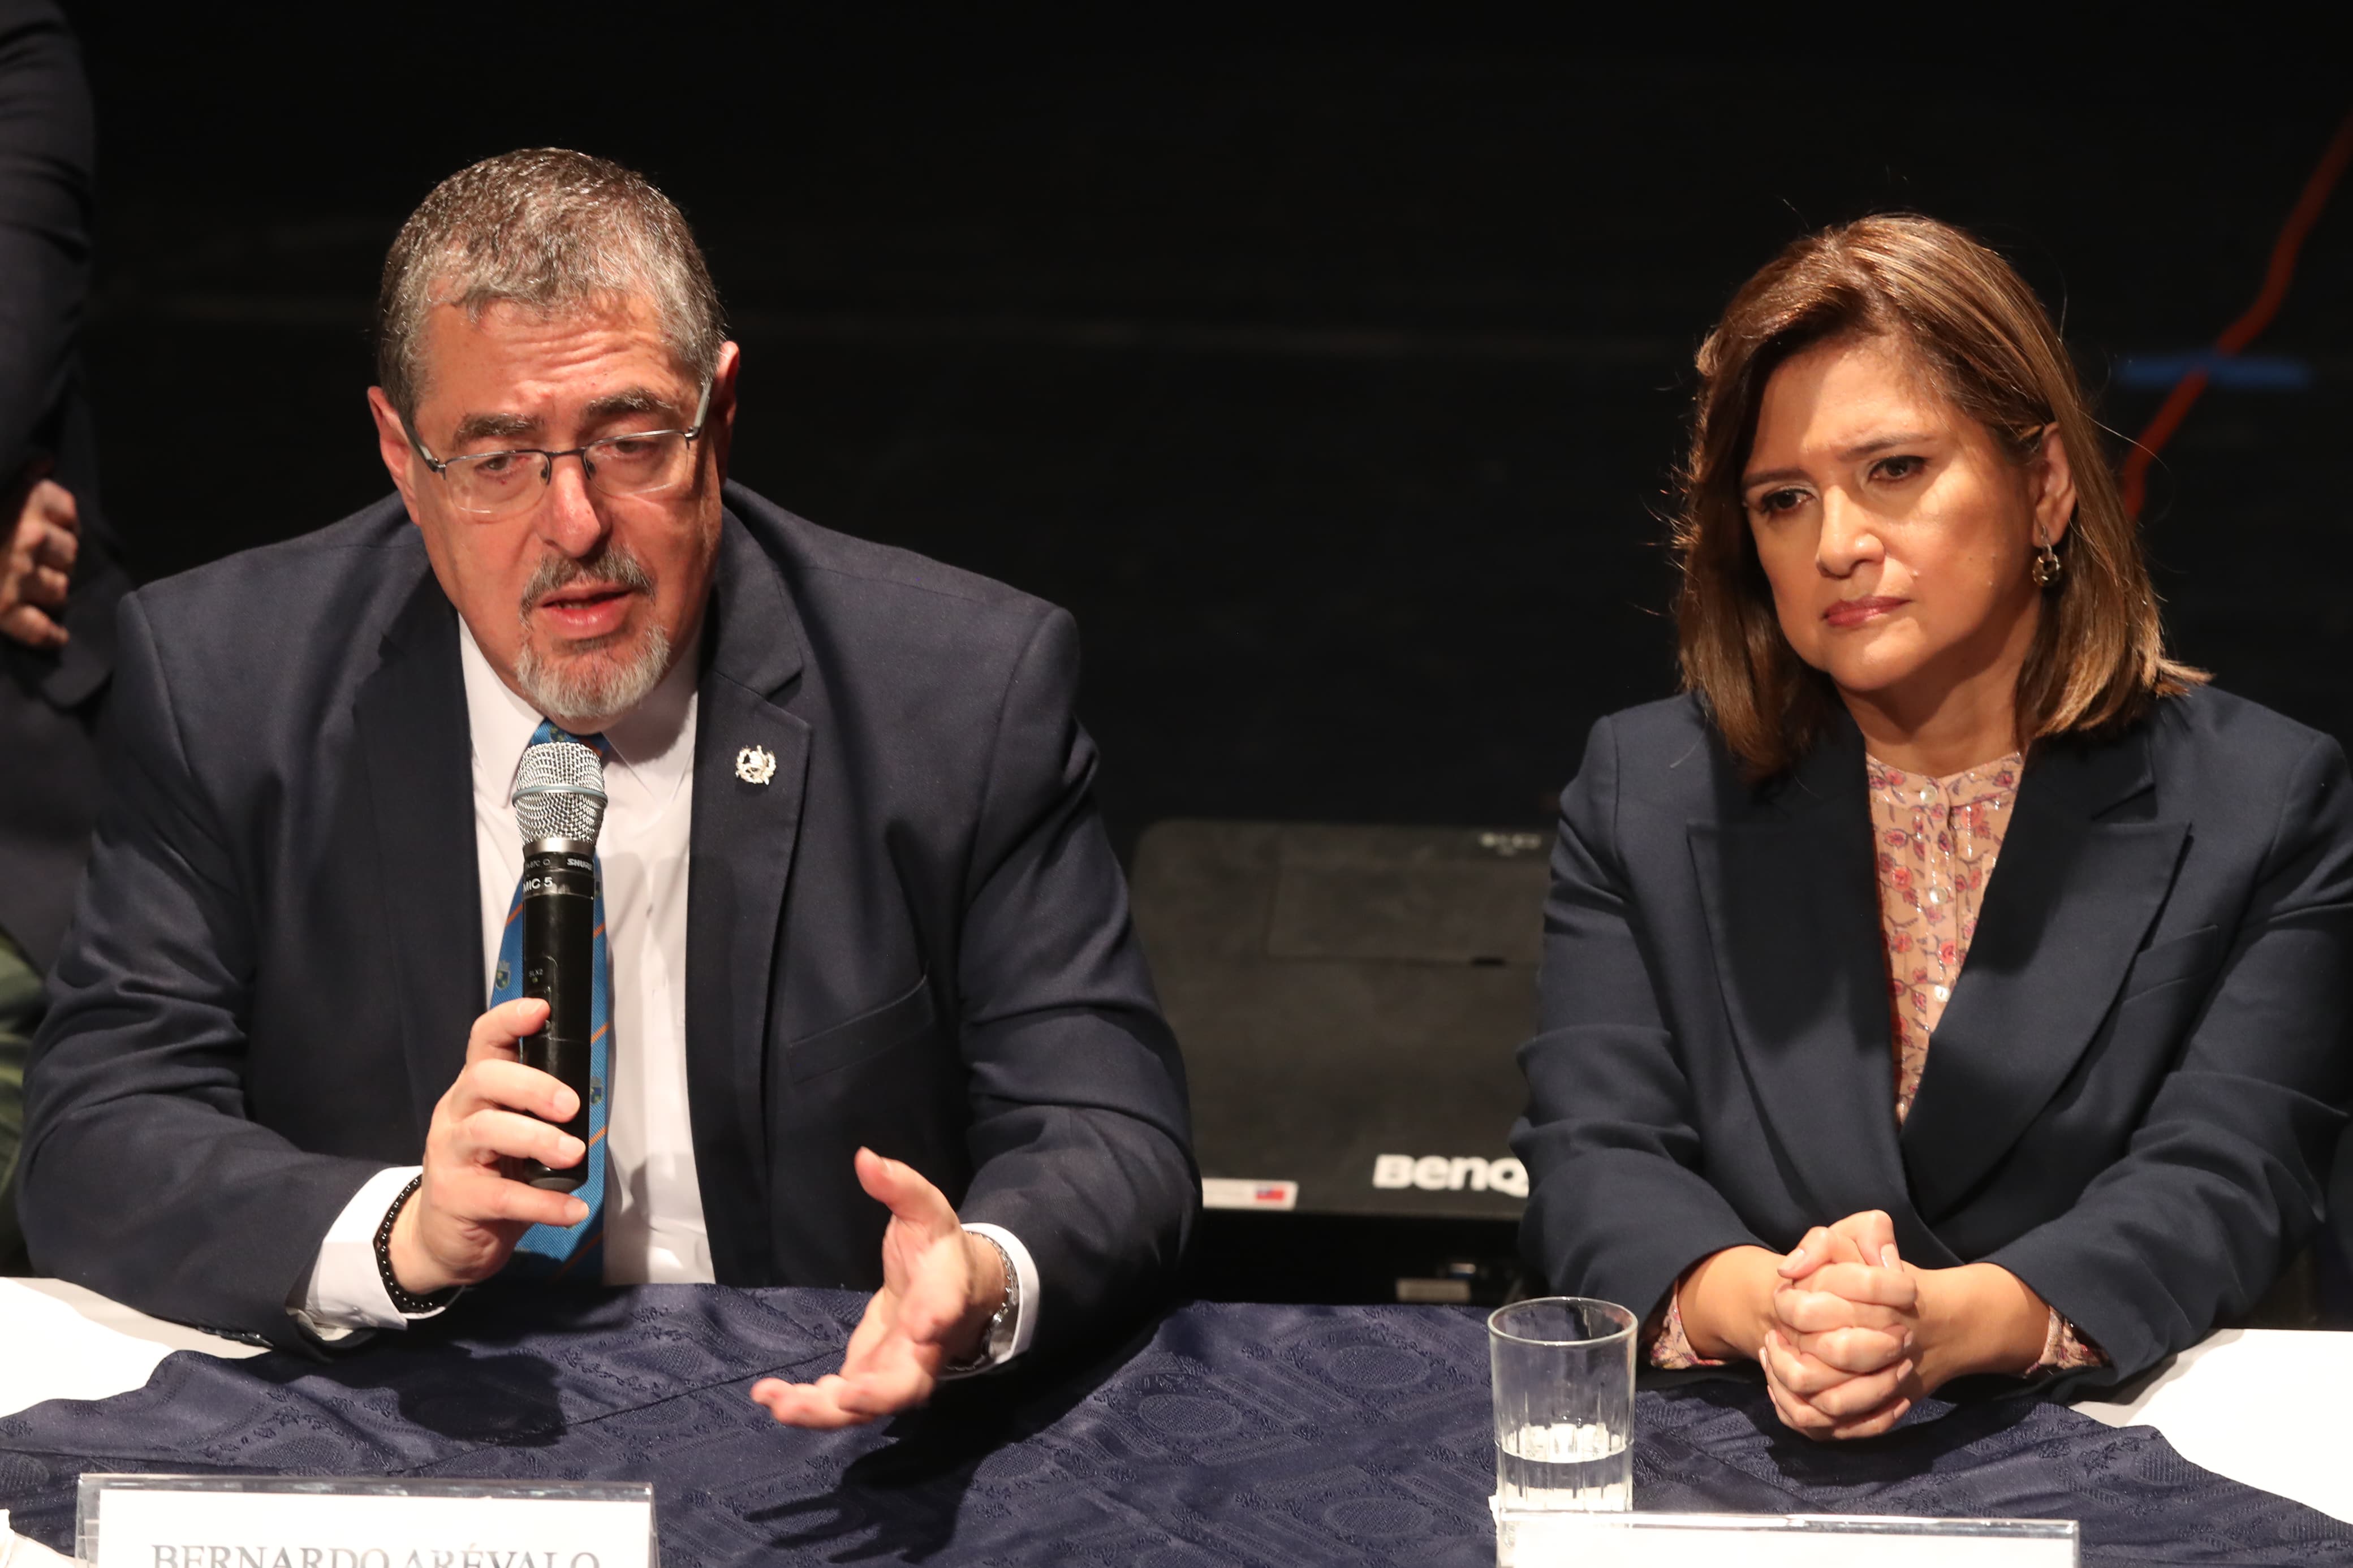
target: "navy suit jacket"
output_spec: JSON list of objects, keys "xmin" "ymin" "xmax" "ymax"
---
[
  {"xmin": 1513, "ymin": 689, "xmax": 2353, "ymax": 1381},
  {"xmin": 21, "ymin": 483, "xmax": 1197, "ymax": 1350}
]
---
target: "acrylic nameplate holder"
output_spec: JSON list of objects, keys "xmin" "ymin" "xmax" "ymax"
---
[
  {"xmin": 1496, "ymin": 1509, "xmax": 2076, "ymax": 1567},
  {"xmin": 76, "ymin": 1478, "xmax": 656, "ymax": 1568}
]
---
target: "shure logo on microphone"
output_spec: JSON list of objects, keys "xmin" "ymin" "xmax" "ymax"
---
[{"xmin": 1372, "ymin": 1154, "xmax": 1528, "ymax": 1198}]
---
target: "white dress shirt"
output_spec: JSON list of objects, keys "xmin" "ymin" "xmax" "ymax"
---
[{"xmin": 296, "ymin": 623, "xmax": 1036, "ymax": 1364}]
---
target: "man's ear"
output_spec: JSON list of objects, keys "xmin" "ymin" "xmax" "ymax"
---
[
  {"xmin": 2033, "ymin": 426, "xmax": 2076, "ymax": 548},
  {"xmin": 367, "ymin": 387, "xmax": 424, "ymax": 521},
  {"xmin": 706, "ymin": 341, "xmax": 742, "ymax": 483}
]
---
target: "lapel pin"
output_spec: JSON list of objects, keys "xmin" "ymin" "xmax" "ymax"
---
[{"xmin": 735, "ymin": 744, "xmax": 778, "ymax": 786}]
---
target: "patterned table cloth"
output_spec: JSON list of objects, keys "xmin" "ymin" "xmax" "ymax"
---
[{"xmin": 1, "ymin": 1286, "xmax": 2345, "ymax": 1565}]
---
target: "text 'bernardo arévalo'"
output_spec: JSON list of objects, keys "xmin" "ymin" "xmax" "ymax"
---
[{"xmin": 145, "ymin": 1548, "xmax": 606, "ymax": 1568}]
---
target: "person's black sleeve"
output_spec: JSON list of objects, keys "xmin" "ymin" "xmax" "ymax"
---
[
  {"xmin": 0, "ymin": 0, "xmax": 93, "ymax": 483},
  {"xmin": 1990, "ymin": 733, "xmax": 2353, "ymax": 1378},
  {"xmin": 1512, "ymin": 714, "xmax": 1762, "ymax": 1322},
  {"xmin": 950, "ymin": 607, "xmax": 1199, "ymax": 1359}
]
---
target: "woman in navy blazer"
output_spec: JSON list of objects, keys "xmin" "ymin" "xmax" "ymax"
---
[{"xmin": 1514, "ymin": 215, "xmax": 2353, "ymax": 1439}]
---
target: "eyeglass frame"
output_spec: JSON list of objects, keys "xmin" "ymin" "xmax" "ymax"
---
[{"xmin": 401, "ymin": 377, "xmax": 716, "ymax": 516}]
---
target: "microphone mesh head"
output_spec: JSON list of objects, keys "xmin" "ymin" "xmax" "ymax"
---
[{"xmin": 513, "ymin": 740, "xmax": 609, "ymax": 845}]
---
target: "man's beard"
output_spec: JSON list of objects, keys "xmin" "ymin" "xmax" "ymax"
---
[{"xmin": 512, "ymin": 544, "xmax": 673, "ymax": 729}]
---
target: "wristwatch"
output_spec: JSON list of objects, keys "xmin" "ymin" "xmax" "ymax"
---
[
  {"xmin": 374, "ymin": 1174, "xmax": 462, "ymax": 1317},
  {"xmin": 941, "ymin": 1230, "xmax": 1019, "ymax": 1376}
]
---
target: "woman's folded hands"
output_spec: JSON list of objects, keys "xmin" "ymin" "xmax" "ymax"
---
[{"xmin": 1678, "ymin": 1211, "xmax": 2055, "ymax": 1441}]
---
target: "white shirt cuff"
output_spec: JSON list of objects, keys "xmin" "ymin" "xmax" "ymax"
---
[
  {"xmin": 955, "ymin": 1221, "xmax": 1039, "ymax": 1371},
  {"xmin": 289, "ymin": 1165, "xmax": 447, "ymax": 1335}
]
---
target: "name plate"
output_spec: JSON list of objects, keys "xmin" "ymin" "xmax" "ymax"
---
[
  {"xmin": 1496, "ymin": 1509, "xmax": 2076, "ymax": 1567},
  {"xmin": 75, "ymin": 1478, "xmax": 654, "ymax": 1568}
]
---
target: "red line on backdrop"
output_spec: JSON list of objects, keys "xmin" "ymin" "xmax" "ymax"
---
[{"xmin": 2120, "ymin": 107, "xmax": 2353, "ymax": 521}]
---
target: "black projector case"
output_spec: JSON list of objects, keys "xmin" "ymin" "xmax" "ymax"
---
[{"xmin": 1130, "ymin": 819, "xmax": 1550, "ymax": 1304}]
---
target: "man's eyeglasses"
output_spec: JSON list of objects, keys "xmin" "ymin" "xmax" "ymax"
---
[{"xmin": 406, "ymin": 380, "xmax": 713, "ymax": 519}]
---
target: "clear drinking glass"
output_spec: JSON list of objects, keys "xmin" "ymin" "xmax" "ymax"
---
[{"xmin": 1488, "ymin": 1296, "xmax": 1636, "ymax": 1513}]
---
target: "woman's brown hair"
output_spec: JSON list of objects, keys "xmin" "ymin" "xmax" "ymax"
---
[{"xmin": 1673, "ymin": 214, "xmax": 2203, "ymax": 778}]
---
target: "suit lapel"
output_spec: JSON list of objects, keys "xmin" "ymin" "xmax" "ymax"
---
[
  {"xmin": 1899, "ymin": 727, "xmax": 2186, "ymax": 1220},
  {"xmin": 684, "ymin": 512, "xmax": 812, "ymax": 1284},
  {"xmin": 352, "ymin": 571, "xmax": 481, "ymax": 1142},
  {"xmin": 1689, "ymin": 719, "xmax": 1945, "ymax": 1259}
]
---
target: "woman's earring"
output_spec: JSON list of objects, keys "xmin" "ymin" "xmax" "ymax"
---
[{"xmin": 2031, "ymin": 532, "xmax": 2063, "ymax": 589}]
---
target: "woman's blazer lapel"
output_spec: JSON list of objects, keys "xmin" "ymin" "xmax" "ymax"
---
[
  {"xmin": 1899, "ymin": 727, "xmax": 2189, "ymax": 1221},
  {"xmin": 1686, "ymin": 718, "xmax": 1943, "ymax": 1258}
]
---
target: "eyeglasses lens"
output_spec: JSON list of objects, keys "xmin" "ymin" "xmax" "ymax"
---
[{"xmin": 447, "ymin": 432, "xmax": 695, "ymax": 516}]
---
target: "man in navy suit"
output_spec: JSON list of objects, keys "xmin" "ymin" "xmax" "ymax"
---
[{"xmin": 20, "ymin": 149, "xmax": 1195, "ymax": 1426}]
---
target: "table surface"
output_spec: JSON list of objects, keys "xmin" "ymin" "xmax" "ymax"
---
[{"xmin": 1, "ymin": 1280, "xmax": 2347, "ymax": 1566}]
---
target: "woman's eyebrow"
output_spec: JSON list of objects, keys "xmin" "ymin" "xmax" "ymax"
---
[
  {"xmin": 1839, "ymin": 431, "xmax": 1936, "ymax": 460},
  {"xmin": 1743, "ymin": 432, "xmax": 1940, "ymax": 490}
]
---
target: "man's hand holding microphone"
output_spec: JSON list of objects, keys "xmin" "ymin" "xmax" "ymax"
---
[
  {"xmin": 386, "ymin": 995, "xmax": 1007, "ymax": 1428},
  {"xmin": 385, "ymin": 996, "xmax": 589, "ymax": 1297}
]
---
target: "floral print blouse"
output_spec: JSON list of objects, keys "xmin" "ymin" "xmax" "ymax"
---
[
  {"xmin": 1649, "ymin": 752, "xmax": 2105, "ymax": 1375},
  {"xmin": 1876, "ymin": 751, "xmax": 2017, "ymax": 1123}
]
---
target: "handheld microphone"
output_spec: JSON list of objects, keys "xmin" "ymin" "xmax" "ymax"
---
[{"xmin": 510, "ymin": 737, "xmax": 608, "ymax": 1193}]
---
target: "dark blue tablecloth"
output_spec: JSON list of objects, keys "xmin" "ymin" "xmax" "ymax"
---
[{"xmin": 2, "ymin": 1286, "xmax": 2346, "ymax": 1565}]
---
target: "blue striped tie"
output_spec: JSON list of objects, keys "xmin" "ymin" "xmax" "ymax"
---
[{"xmin": 494, "ymin": 720, "xmax": 611, "ymax": 1284}]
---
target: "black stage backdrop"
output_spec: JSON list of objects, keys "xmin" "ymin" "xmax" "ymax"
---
[{"xmin": 55, "ymin": 8, "xmax": 2353, "ymax": 857}]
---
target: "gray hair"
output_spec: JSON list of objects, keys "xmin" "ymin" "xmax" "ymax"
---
[{"xmin": 376, "ymin": 149, "xmax": 726, "ymax": 426}]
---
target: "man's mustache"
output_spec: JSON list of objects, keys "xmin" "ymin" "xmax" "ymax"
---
[{"xmin": 519, "ymin": 546, "xmax": 656, "ymax": 612}]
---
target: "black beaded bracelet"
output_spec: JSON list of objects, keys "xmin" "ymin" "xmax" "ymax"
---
[{"xmin": 375, "ymin": 1174, "xmax": 462, "ymax": 1316}]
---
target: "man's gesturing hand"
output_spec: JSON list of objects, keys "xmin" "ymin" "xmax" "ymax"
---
[
  {"xmin": 386, "ymin": 997, "xmax": 590, "ymax": 1295},
  {"xmin": 751, "ymin": 1148, "xmax": 1007, "ymax": 1429},
  {"xmin": 1, "ymin": 469, "xmax": 80, "ymax": 650}
]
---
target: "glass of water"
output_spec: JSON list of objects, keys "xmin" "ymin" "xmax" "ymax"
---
[{"xmin": 1487, "ymin": 1296, "xmax": 1635, "ymax": 1513}]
